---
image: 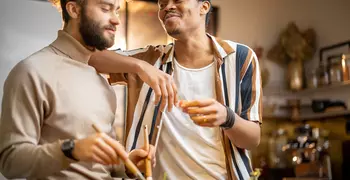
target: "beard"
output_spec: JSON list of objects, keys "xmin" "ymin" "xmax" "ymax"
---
[
  {"xmin": 162, "ymin": 18, "xmax": 181, "ymax": 36},
  {"xmin": 167, "ymin": 28, "xmax": 181, "ymax": 36},
  {"xmin": 79, "ymin": 7, "xmax": 115, "ymax": 50},
  {"xmin": 164, "ymin": 23, "xmax": 181, "ymax": 36}
]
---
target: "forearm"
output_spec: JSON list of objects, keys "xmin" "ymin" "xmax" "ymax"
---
[
  {"xmin": 0, "ymin": 141, "xmax": 73, "ymax": 179},
  {"xmin": 224, "ymin": 114, "xmax": 261, "ymax": 150},
  {"xmin": 89, "ymin": 50, "xmax": 143, "ymax": 74}
]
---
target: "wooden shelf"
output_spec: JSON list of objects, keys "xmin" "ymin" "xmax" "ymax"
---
[
  {"xmin": 263, "ymin": 109, "xmax": 350, "ymax": 121},
  {"xmin": 264, "ymin": 81, "xmax": 350, "ymax": 97}
]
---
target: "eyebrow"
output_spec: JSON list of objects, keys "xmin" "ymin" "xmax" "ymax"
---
[{"xmin": 99, "ymin": 0, "xmax": 120, "ymax": 10}]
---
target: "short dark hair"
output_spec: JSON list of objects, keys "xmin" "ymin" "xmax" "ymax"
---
[
  {"xmin": 50, "ymin": 0, "xmax": 85, "ymax": 24},
  {"xmin": 198, "ymin": 0, "xmax": 212, "ymax": 26}
]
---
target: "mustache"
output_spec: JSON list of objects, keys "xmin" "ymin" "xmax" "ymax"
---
[
  {"xmin": 104, "ymin": 24, "xmax": 116, "ymax": 31},
  {"xmin": 164, "ymin": 10, "xmax": 181, "ymax": 21},
  {"xmin": 165, "ymin": 10, "xmax": 181, "ymax": 16}
]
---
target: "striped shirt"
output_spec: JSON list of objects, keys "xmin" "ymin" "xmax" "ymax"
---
[{"xmin": 109, "ymin": 34, "xmax": 262, "ymax": 180}]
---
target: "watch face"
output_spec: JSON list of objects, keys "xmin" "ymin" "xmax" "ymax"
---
[{"xmin": 62, "ymin": 140, "xmax": 74, "ymax": 151}]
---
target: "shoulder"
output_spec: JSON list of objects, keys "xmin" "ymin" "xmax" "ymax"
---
[
  {"xmin": 219, "ymin": 40, "xmax": 256, "ymax": 58},
  {"xmin": 220, "ymin": 40, "xmax": 257, "ymax": 65},
  {"xmin": 5, "ymin": 47, "xmax": 57, "ymax": 87}
]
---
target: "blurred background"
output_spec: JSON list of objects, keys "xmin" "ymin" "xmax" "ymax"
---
[{"xmin": 0, "ymin": 0, "xmax": 350, "ymax": 179}]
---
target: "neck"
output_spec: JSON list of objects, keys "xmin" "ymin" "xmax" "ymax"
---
[
  {"xmin": 173, "ymin": 27, "xmax": 214, "ymax": 68},
  {"xmin": 63, "ymin": 23, "xmax": 95, "ymax": 55}
]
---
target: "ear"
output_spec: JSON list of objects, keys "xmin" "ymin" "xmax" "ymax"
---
[
  {"xmin": 200, "ymin": 1, "xmax": 211, "ymax": 15},
  {"xmin": 66, "ymin": 1, "xmax": 82, "ymax": 20}
]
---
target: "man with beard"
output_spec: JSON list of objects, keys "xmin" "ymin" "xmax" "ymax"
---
[
  {"xmin": 0, "ymin": 0, "xmax": 177, "ymax": 179},
  {"xmin": 89, "ymin": 0, "xmax": 262, "ymax": 179}
]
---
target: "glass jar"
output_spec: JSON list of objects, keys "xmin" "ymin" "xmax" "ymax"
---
[
  {"xmin": 328, "ymin": 56, "xmax": 343, "ymax": 84},
  {"xmin": 344, "ymin": 54, "xmax": 350, "ymax": 81},
  {"xmin": 318, "ymin": 61, "xmax": 329, "ymax": 87},
  {"xmin": 307, "ymin": 69, "xmax": 318, "ymax": 89}
]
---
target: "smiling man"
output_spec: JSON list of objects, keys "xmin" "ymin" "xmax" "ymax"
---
[
  {"xmin": 89, "ymin": 0, "xmax": 263, "ymax": 179},
  {"xmin": 0, "ymin": 0, "xmax": 162, "ymax": 179}
]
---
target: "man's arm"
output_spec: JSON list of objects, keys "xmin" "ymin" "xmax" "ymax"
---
[
  {"xmin": 0, "ymin": 62, "xmax": 74, "ymax": 178},
  {"xmin": 223, "ymin": 53, "xmax": 262, "ymax": 150},
  {"xmin": 89, "ymin": 48, "xmax": 178, "ymax": 112},
  {"xmin": 180, "ymin": 50, "xmax": 262, "ymax": 150},
  {"xmin": 89, "ymin": 50, "xmax": 144, "ymax": 76}
]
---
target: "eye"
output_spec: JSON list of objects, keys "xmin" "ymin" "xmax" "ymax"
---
[
  {"xmin": 159, "ymin": 3, "xmax": 166, "ymax": 10},
  {"xmin": 101, "ymin": 5, "xmax": 110, "ymax": 12}
]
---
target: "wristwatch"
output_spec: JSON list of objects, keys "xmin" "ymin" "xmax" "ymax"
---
[{"xmin": 61, "ymin": 139, "xmax": 78, "ymax": 161}]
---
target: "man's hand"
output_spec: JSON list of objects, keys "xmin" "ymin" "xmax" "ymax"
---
[
  {"xmin": 180, "ymin": 99, "xmax": 227, "ymax": 127},
  {"xmin": 136, "ymin": 61, "xmax": 178, "ymax": 112},
  {"xmin": 72, "ymin": 133, "xmax": 127, "ymax": 165},
  {"xmin": 128, "ymin": 145, "xmax": 156, "ymax": 172},
  {"xmin": 89, "ymin": 50, "xmax": 178, "ymax": 112}
]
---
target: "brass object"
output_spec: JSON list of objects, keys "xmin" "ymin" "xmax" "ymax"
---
[
  {"xmin": 250, "ymin": 168, "xmax": 262, "ymax": 180},
  {"xmin": 267, "ymin": 22, "xmax": 317, "ymax": 91},
  {"xmin": 343, "ymin": 53, "xmax": 350, "ymax": 81},
  {"xmin": 267, "ymin": 22, "xmax": 316, "ymax": 67},
  {"xmin": 287, "ymin": 59, "xmax": 303, "ymax": 91}
]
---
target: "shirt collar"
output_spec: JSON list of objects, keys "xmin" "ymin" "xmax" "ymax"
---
[
  {"xmin": 50, "ymin": 30, "xmax": 94, "ymax": 64},
  {"xmin": 161, "ymin": 33, "xmax": 236, "ymax": 64}
]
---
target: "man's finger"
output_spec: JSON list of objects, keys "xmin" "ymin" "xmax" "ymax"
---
[
  {"xmin": 92, "ymin": 154, "xmax": 108, "ymax": 165},
  {"xmin": 180, "ymin": 99, "xmax": 215, "ymax": 108},
  {"xmin": 195, "ymin": 123, "xmax": 214, "ymax": 127},
  {"xmin": 190, "ymin": 114, "xmax": 216, "ymax": 124},
  {"xmin": 166, "ymin": 81, "xmax": 174, "ymax": 112},
  {"xmin": 101, "ymin": 134, "xmax": 128, "ymax": 161},
  {"xmin": 153, "ymin": 158, "xmax": 156, "ymax": 168},
  {"xmin": 159, "ymin": 81, "xmax": 168, "ymax": 112},
  {"xmin": 137, "ymin": 160, "xmax": 145, "ymax": 169},
  {"xmin": 95, "ymin": 137, "xmax": 119, "ymax": 164},
  {"xmin": 153, "ymin": 85, "xmax": 162, "ymax": 105},
  {"xmin": 148, "ymin": 145, "xmax": 157, "ymax": 167},
  {"xmin": 147, "ymin": 145, "xmax": 156, "ymax": 160},
  {"xmin": 172, "ymin": 81, "xmax": 178, "ymax": 105},
  {"xmin": 129, "ymin": 149, "xmax": 148, "ymax": 160},
  {"xmin": 93, "ymin": 146, "xmax": 113, "ymax": 165},
  {"xmin": 184, "ymin": 105, "xmax": 217, "ymax": 115}
]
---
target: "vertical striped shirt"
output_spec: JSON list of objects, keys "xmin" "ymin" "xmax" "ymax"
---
[{"xmin": 109, "ymin": 34, "xmax": 262, "ymax": 180}]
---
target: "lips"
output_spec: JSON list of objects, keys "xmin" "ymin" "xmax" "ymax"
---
[
  {"xmin": 164, "ymin": 13, "xmax": 181, "ymax": 22},
  {"xmin": 105, "ymin": 27, "xmax": 116, "ymax": 35}
]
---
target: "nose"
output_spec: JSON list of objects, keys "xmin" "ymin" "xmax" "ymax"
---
[
  {"xmin": 163, "ymin": 1, "xmax": 176, "ymax": 11},
  {"xmin": 110, "ymin": 13, "xmax": 120, "ymax": 26},
  {"xmin": 160, "ymin": 1, "xmax": 176, "ymax": 21}
]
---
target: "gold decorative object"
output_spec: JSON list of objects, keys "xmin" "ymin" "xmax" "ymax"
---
[
  {"xmin": 267, "ymin": 22, "xmax": 317, "ymax": 91},
  {"xmin": 287, "ymin": 59, "xmax": 303, "ymax": 91}
]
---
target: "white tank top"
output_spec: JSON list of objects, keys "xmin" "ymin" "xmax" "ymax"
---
[{"xmin": 154, "ymin": 58, "xmax": 227, "ymax": 180}]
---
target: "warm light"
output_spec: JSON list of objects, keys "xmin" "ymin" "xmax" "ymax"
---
[
  {"xmin": 292, "ymin": 156, "xmax": 298, "ymax": 162},
  {"xmin": 282, "ymin": 144, "xmax": 290, "ymax": 152},
  {"xmin": 109, "ymin": 35, "xmax": 127, "ymax": 50},
  {"xmin": 342, "ymin": 55, "xmax": 348, "ymax": 81}
]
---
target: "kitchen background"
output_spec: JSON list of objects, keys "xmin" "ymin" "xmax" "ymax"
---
[{"xmin": 0, "ymin": 0, "xmax": 350, "ymax": 179}]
